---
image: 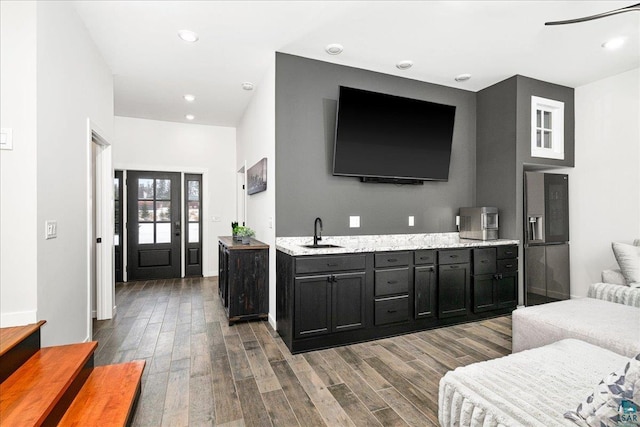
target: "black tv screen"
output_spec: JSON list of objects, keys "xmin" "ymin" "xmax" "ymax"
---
[{"xmin": 333, "ymin": 86, "xmax": 456, "ymax": 182}]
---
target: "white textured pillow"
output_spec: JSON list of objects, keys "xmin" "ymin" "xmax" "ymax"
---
[
  {"xmin": 565, "ymin": 353, "xmax": 640, "ymax": 426},
  {"xmin": 612, "ymin": 242, "xmax": 640, "ymax": 288}
]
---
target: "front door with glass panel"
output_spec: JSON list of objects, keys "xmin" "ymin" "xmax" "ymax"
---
[{"xmin": 127, "ymin": 171, "xmax": 181, "ymax": 280}]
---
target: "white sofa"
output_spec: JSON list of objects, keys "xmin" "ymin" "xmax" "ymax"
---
[
  {"xmin": 512, "ymin": 297, "xmax": 640, "ymax": 357},
  {"xmin": 438, "ymin": 339, "xmax": 628, "ymax": 427}
]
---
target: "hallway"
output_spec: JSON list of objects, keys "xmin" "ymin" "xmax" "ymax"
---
[{"xmin": 93, "ymin": 277, "xmax": 511, "ymax": 426}]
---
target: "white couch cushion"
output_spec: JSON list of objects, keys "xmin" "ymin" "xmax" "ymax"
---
[{"xmin": 612, "ymin": 242, "xmax": 640, "ymax": 287}]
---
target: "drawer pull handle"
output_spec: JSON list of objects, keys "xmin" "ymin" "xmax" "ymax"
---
[
  {"xmin": 387, "ymin": 280, "xmax": 398, "ymax": 284},
  {"xmin": 505, "ymin": 264, "xmax": 513, "ymax": 268},
  {"xmin": 420, "ymin": 256, "xmax": 430, "ymax": 260},
  {"xmin": 449, "ymin": 265, "xmax": 460, "ymax": 269},
  {"xmin": 387, "ymin": 258, "xmax": 398, "ymax": 263},
  {"xmin": 505, "ymin": 251, "xmax": 513, "ymax": 255},
  {"xmin": 481, "ymin": 260, "xmax": 488, "ymax": 263},
  {"xmin": 449, "ymin": 255, "xmax": 459, "ymax": 258},
  {"xmin": 387, "ymin": 309, "xmax": 397, "ymax": 314},
  {"xmin": 327, "ymin": 263, "xmax": 338, "ymax": 267}
]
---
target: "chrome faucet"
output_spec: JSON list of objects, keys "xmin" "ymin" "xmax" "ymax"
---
[{"xmin": 313, "ymin": 217, "xmax": 323, "ymax": 246}]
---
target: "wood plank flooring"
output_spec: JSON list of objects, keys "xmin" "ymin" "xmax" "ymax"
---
[{"xmin": 93, "ymin": 277, "xmax": 512, "ymax": 427}]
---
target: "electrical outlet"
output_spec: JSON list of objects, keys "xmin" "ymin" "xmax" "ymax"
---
[
  {"xmin": 349, "ymin": 216, "xmax": 360, "ymax": 228},
  {"xmin": 45, "ymin": 220, "xmax": 57, "ymax": 239},
  {"xmin": 408, "ymin": 216, "xmax": 415, "ymax": 227},
  {"xmin": 268, "ymin": 217, "xmax": 273, "ymax": 229}
]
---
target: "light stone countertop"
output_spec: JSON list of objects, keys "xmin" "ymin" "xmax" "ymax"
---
[{"xmin": 276, "ymin": 232, "xmax": 519, "ymax": 256}]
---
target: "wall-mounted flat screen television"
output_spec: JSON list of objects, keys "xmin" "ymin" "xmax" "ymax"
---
[{"xmin": 333, "ymin": 86, "xmax": 456, "ymax": 183}]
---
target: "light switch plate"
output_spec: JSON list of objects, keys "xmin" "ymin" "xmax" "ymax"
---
[
  {"xmin": 408, "ymin": 216, "xmax": 415, "ymax": 226},
  {"xmin": 0, "ymin": 128, "xmax": 13, "ymax": 150},
  {"xmin": 349, "ymin": 216, "xmax": 360, "ymax": 228},
  {"xmin": 45, "ymin": 220, "xmax": 57, "ymax": 239}
]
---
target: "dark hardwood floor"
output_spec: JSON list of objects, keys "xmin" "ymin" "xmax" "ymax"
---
[{"xmin": 93, "ymin": 277, "xmax": 512, "ymax": 426}]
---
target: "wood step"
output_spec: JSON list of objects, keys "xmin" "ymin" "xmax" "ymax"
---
[
  {"xmin": 58, "ymin": 360, "xmax": 146, "ymax": 427},
  {"xmin": 0, "ymin": 320, "xmax": 46, "ymax": 383},
  {"xmin": 0, "ymin": 341, "xmax": 98, "ymax": 426}
]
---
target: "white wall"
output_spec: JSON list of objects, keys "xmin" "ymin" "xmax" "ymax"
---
[
  {"xmin": 0, "ymin": 1, "xmax": 39, "ymax": 327},
  {"xmin": 568, "ymin": 68, "xmax": 640, "ymax": 297},
  {"xmin": 36, "ymin": 1, "xmax": 115, "ymax": 346},
  {"xmin": 113, "ymin": 116, "xmax": 236, "ymax": 276},
  {"xmin": 236, "ymin": 59, "xmax": 277, "ymax": 327}
]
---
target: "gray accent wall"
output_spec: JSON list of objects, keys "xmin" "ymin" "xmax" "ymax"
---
[{"xmin": 275, "ymin": 53, "xmax": 477, "ymax": 237}]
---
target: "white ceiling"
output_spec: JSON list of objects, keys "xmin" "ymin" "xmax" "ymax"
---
[{"xmin": 73, "ymin": 1, "xmax": 639, "ymax": 127}]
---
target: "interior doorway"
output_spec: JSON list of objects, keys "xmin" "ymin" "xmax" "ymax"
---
[
  {"xmin": 87, "ymin": 122, "xmax": 114, "ymax": 332},
  {"xmin": 237, "ymin": 163, "xmax": 246, "ymax": 226}
]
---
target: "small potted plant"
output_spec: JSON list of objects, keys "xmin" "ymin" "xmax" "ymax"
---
[
  {"xmin": 231, "ymin": 222, "xmax": 240, "ymax": 241},
  {"xmin": 235, "ymin": 226, "xmax": 255, "ymax": 244}
]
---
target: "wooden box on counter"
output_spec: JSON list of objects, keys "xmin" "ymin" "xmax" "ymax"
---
[{"xmin": 218, "ymin": 236, "xmax": 269, "ymax": 325}]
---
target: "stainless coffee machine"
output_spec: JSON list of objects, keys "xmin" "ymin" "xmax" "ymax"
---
[{"xmin": 458, "ymin": 207, "xmax": 499, "ymax": 240}]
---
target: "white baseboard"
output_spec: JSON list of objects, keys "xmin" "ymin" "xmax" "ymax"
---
[
  {"xmin": 268, "ymin": 313, "xmax": 277, "ymax": 330},
  {"xmin": 0, "ymin": 310, "xmax": 37, "ymax": 327}
]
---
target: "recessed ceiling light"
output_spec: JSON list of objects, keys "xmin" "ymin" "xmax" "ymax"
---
[
  {"xmin": 241, "ymin": 82, "xmax": 254, "ymax": 91},
  {"xmin": 183, "ymin": 94, "xmax": 196, "ymax": 102},
  {"xmin": 455, "ymin": 73, "xmax": 472, "ymax": 82},
  {"xmin": 185, "ymin": 114, "xmax": 195, "ymax": 120},
  {"xmin": 396, "ymin": 60, "xmax": 413, "ymax": 70},
  {"xmin": 325, "ymin": 43, "xmax": 344, "ymax": 55},
  {"xmin": 177, "ymin": 30, "xmax": 199, "ymax": 43},
  {"xmin": 602, "ymin": 37, "xmax": 625, "ymax": 50}
]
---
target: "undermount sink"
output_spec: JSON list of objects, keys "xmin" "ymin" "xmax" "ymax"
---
[{"xmin": 302, "ymin": 244, "xmax": 342, "ymax": 249}]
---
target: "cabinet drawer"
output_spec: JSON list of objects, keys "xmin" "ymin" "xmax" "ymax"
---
[
  {"xmin": 497, "ymin": 245, "xmax": 518, "ymax": 260},
  {"xmin": 295, "ymin": 255, "xmax": 366, "ymax": 274},
  {"xmin": 497, "ymin": 259, "xmax": 518, "ymax": 273},
  {"xmin": 473, "ymin": 248, "xmax": 496, "ymax": 275},
  {"xmin": 438, "ymin": 249, "xmax": 471, "ymax": 265},
  {"xmin": 374, "ymin": 295, "xmax": 409, "ymax": 325},
  {"xmin": 414, "ymin": 250, "xmax": 436, "ymax": 265},
  {"xmin": 375, "ymin": 268, "xmax": 409, "ymax": 296},
  {"xmin": 374, "ymin": 252, "xmax": 410, "ymax": 268}
]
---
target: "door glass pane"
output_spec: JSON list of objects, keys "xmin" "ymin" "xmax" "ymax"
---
[
  {"xmin": 188, "ymin": 223, "xmax": 199, "ymax": 243},
  {"xmin": 188, "ymin": 181, "xmax": 199, "ymax": 201},
  {"xmin": 155, "ymin": 201, "xmax": 171, "ymax": 221},
  {"xmin": 138, "ymin": 179, "xmax": 154, "ymax": 199},
  {"xmin": 156, "ymin": 223, "xmax": 171, "ymax": 243},
  {"xmin": 138, "ymin": 201, "xmax": 154, "ymax": 221},
  {"xmin": 114, "ymin": 234, "xmax": 120, "ymax": 246},
  {"xmin": 188, "ymin": 202, "xmax": 200, "ymax": 221},
  {"xmin": 139, "ymin": 223, "xmax": 154, "ymax": 244},
  {"xmin": 156, "ymin": 179, "xmax": 171, "ymax": 200},
  {"xmin": 114, "ymin": 179, "xmax": 120, "ymax": 200},
  {"xmin": 115, "ymin": 200, "xmax": 120, "ymax": 226}
]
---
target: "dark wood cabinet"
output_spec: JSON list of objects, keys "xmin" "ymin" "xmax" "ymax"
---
[
  {"xmin": 294, "ymin": 276, "xmax": 331, "ymax": 337},
  {"xmin": 277, "ymin": 243, "xmax": 518, "ymax": 354},
  {"xmin": 218, "ymin": 237, "xmax": 269, "ymax": 325},
  {"xmin": 414, "ymin": 265, "xmax": 436, "ymax": 319},
  {"xmin": 472, "ymin": 245, "xmax": 518, "ymax": 313},
  {"xmin": 294, "ymin": 271, "xmax": 365, "ymax": 338},
  {"xmin": 438, "ymin": 249, "xmax": 471, "ymax": 318}
]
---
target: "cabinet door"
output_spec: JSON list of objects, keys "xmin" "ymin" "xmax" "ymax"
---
[
  {"xmin": 295, "ymin": 276, "xmax": 331, "ymax": 338},
  {"xmin": 496, "ymin": 272, "xmax": 518, "ymax": 309},
  {"xmin": 438, "ymin": 263, "xmax": 470, "ymax": 318},
  {"xmin": 415, "ymin": 266, "xmax": 436, "ymax": 319},
  {"xmin": 473, "ymin": 274, "xmax": 495, "ymax": 313},
  {"xmin": 219, "ymin": 246, "xmax": 229, "ymax": 308},
  {"xmin": 332, "ymin": 272, "xmax": 366, "ymax": 332}
]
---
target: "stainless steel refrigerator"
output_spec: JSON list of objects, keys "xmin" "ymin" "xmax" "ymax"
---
[{"xmin": 524, "ymin": 172, "xmax": 570, "ymax": 306}]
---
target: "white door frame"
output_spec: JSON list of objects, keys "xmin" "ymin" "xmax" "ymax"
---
[{"xmin": 86, "ymin": 119, "xmax": 114, "ymax": 333}]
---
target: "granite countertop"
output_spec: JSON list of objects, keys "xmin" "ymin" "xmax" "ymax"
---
[{"xmin": 276, "ymin": 232, "xmax": 519, "ymax": 256}]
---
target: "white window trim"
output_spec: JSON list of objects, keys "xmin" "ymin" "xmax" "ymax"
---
[{"xmin": 531, "ymin": 96, "xmax": 564, "ymax": 160}]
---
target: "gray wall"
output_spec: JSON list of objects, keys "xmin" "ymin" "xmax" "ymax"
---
[{"xmin": 275, "ymin": 53, "xmax": 477, "ymax": 237}]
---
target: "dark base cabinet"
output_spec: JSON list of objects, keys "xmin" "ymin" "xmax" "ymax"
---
[
  {"xmin": 278, "ymin": 243, "xmax": 520, "ymax": 354},
  {"xmin": 218, "ymin": 237, "xmax": 269, "ymax": 325}
]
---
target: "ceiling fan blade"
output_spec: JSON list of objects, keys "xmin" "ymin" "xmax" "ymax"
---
[{"xmin": 545, "ymin": 2, "xmax": 640, "ymax": 25}]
